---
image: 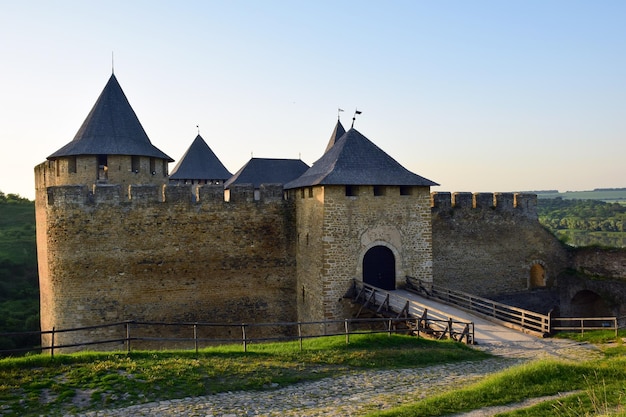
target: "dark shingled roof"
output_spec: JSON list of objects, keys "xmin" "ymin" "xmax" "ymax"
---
[
  {"xmin": 324, "ymin": 120, "xmax": 346, "ymax": 153},
  {"xmin": 169, "ymin": 135, "xmax": 232, "ymax": 181},
  {"xmin": 47, "ymin": 74, "xmax": 173, "ymax": 161},
  {"xmin": 225, "ymin": 158, "xmax": 310, "ymax": 189},
  {"xmin": 284, "ymin": 128, "xmax": 438, "ymax": 189}
]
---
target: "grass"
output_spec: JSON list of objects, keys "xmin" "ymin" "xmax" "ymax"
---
[
  {"xmin": 0, "ymin": 333, "xmax": 487, "ymax": 416},
  {"xmin": 366, "ymin": 332, "xmax": 626, "ymax": 417},
  {"xmin": 2, "ymin": 331, "xmax": 625, "ymax": 417}
]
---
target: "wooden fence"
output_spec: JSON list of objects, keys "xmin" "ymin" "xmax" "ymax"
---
[
  {"xmin": 1, "ymin": 316, "xmax": 443, "ymax": 358},
  {"xmin": 551, "ymin": 317, "xmax": 619, "ymax": 336},
  {"xmin": 406, "ymin": 277, "xmax": 623, "ymax": 337}
]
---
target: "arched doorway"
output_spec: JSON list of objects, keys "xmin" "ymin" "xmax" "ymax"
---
[
  {"xmin": 363, "ymin": 246, "xmax": 396, "ymax": 290},
  {"xmin": 569, "ymin": 290, "xmax": 612, "ymax": 317},
  {"xmin": 529, "ymin": 263, "xmax": 546, "ymax": 288}
]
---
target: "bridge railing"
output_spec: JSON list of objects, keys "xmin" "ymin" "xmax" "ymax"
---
[
  {"xmin": 405, "ymin": 277, "xmax": 551, "ymax": 336},
  {"xmin": 348, "ymin": 280, "xmax": 474, "ymax": 344}
]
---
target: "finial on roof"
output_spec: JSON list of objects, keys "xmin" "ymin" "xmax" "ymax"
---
[
  {"xmin": 111, "ymin": 51, "xmax": 114, "ymax": 75},
  {"xmin": 338, "ymin": 107, "xmax": 344, "ymax": 120},
  {"xmin": 351, "ymin": 108, "xmax": 362, "ymax": 128},
  {"xmin": 196, "ymin": 124, "xmax": 200, "ymax": 135}
]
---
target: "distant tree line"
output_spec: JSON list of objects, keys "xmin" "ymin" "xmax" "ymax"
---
[{"xmin": 538, "ymin": 198, "xmax": 625, "ymax": 247}]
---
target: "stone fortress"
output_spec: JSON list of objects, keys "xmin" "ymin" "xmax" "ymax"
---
[{"xmin": 35, "ymin": 74, "xmax": 626, "ymax": 349}]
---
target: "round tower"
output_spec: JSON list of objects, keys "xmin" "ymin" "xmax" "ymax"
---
[{"xmin": 34, "ymin": 74, "xmax": 173, "ymax": 349}]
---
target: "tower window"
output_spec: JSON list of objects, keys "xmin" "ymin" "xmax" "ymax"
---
[
  {"xmin": 68, "ymin": 156, "xmax": 77, "ymax": 174},
  {"xmin": 150, "ymin": 158, "xmax": 156, "ymax": 175},
  {"xmin": 131, "ymin": 156, "xmax": 140, "ymax": 173},
  {"xmin": 373, "ymin": 186, "xmax": 385, "ymax": 196},
  {"xmin": 97, "ymin": 155, "xmax": 108, "ymax": 181},
  {"xmin": 400, "ymin": 186, "xmax": 413, "ymax": 196},
  {"xmin": 162, "ymin": 160, "xmax": 168, "ymax": 176},
  {"xmin": 345, "ymin": 185, "xmax": 357, "ymax": 196},
  {"xmin": 307, "ymin": 187, "xmax": 313, "ymax": 198}
]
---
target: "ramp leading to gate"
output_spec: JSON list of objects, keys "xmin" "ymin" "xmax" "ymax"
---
[{"xmin": 346, "ymin": 280, "xmax": 474, "ymax": 344}]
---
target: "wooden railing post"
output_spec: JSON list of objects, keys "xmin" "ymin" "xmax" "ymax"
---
[
  {"xmin": 193, "ymin": 323, "xmax": 198, "ymax": 354},
  {"xmin": 126, "ymin": 322, "xmax": 131, "ymax": 353},
  {"xmin": 51, "ymin": 327, "xmax": 55, "ymax": 358},
  {"xmin": 298, "ymin": 323, "xmax": 303, "ymax": 352},
  {"xmin": 241, "ymin": 323, "xmax": 247, "ymax": 352},
  {"xmin": 344, "ymin": 319, "xmax": 350, "ymax": 345}
]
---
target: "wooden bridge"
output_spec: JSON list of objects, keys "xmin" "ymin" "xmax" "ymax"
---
[{"xmin": 346, "ymin": 280, "xmax": 474, "ymax": 344}]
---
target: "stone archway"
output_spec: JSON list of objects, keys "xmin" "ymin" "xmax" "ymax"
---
[
  {"xmin": 529, "ymin": 262, "xmax": 546, "ymax": 288},
  {"xmin": 363, "ymin": 246, "xmax": 396, "ymax": 290},
  {"xmin": 569, "ymin": 290, "xmax": 612, "ymax": 317}
]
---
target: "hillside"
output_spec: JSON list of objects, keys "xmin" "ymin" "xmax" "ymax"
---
[{"xmin": 0, "ymin": 192, "xmax": 39, "ymax": 350}]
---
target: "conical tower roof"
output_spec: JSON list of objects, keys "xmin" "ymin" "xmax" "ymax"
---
[
  {"xmin": 169, "ymin": 134, "xmax": 232, "ymax": 181},
  {"xmin": 47, "ymin": 74, "xmax": 173, "ymax": 161},
  {"xmin": 284, "ymin": 128, "xmax": 438, "ymax": 189},
  {"xmin": 324, "ymin": 120, "xmax": 346, "ymax": 153}
]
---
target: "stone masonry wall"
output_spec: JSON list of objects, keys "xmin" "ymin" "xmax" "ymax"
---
[
  {"xmin": 37, "ymin": 182, "xmax": 297, "ymax": 350},
  {"xmin": 431, "ymin": 192, "xmax": 569, "ymax": 296},
  {"xmin": 569, "ymin": 247, "xmax": 626, "ymax": 280},
  {"xmin": 297, "ymin": 185, "xmax": 433, "ymax": 328}
]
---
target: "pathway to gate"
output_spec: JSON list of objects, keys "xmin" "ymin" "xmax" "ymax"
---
[{"xmin": 73, "ymin": 290, "xmax": 602, "ymax": 417}]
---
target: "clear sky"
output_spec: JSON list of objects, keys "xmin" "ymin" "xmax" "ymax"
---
[{"xmin": 1, "ymin": 1, "xmax": 624, "ymax": 200}]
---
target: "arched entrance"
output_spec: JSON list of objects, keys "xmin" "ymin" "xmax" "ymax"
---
[
  {"xmin": 529, "ymin": 263, "xmax": 546, "ymax": 288},
  {"xmin": 569, "ymin": 290, "xmax": 612, "ymax": 317},
  {"xmin": 363, "ymin": 246, "xmax": 396, "ymax": 290}
]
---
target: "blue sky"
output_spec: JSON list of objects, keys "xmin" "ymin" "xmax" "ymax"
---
[{"xmin": 1, "ymin": 1, "xmax": 624, "ymax": 200}]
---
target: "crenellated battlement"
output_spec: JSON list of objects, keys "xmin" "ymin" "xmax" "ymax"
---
[
  {"xmin": 431, "ymin": 191, "xmax": 537, "ymax": 219},
  {"xmin": 44, "ymin": 185, "xmax": 538, "ymax": 219},
  {"xmin": 44, "ymin": 183, "xmax": 288, "ymax": 207}
]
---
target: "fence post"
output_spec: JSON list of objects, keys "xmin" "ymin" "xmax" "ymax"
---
[
  {"xmin": 242, "ymin": 323, "xmax": 247, "ymax": 352},
  {"xmin": 614, "ymin": 318, "xmax": 618, "ymax": 338},
  {"xmin": 547, "ymin": 309, "xmax": 552, "ymax": 334},
  {"xmin": 126, "ymin": 322, "xmax": 131, "ymax": 353},
  {"xmin": 51, "ymin": 327, "xmax": 55, "ymax": 358},
  {"xmin": 298, "ymin": 323, "xmax": 303, "ymax": 352},
  {"xmin": 388, "ymin": 318, "xmax": 392, "ymax": 336},
  {"xmin": 193, "ymin": 323, "xmax": 198, "ymax": 354},
  {"xmin": 345, "ymin": 319, "xmax": 349, "ymax": 345},
  {"xmin": 447, "ymin": 317, "xmax": 453, "ymax": 339}
]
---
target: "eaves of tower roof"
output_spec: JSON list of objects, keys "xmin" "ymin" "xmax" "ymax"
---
[
  {"xmin": 169, "ymin": 135, "xmax": 232, "ymax": 180},
  {"xmin": 224, "ymin": 158, "xmax": 310, "ymax": 189},
  {"xmin": 284, "ymin": 128, "xmax": 438, "ymax": 189},
  {"xmin": 47, "ymin": 74, "xmax": 173, "ymax": 161}
]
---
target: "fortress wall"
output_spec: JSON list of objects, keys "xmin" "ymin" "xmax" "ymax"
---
[
  {"xmin": 431, "ymin": 192, "xmax": 568, "ymax": 296},
  {"xmin": 569, "ymin": 247, "xmax": 626, "ymax": 280},
  {"xmin": 293, "ymin": 186, "xmax": 327, "ymax": 327},
  {"xmin": 38, "ymin": 183, "xmax": 297, "ymax": 349}
]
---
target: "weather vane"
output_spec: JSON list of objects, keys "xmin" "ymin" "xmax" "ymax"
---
[
  {"xmin": 351, "ymin": 108, "xmax": 362, "ymax": 128},
  {"xmin": 338, "ymin": 107, "xmax": 344, "ymax": 120}
]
